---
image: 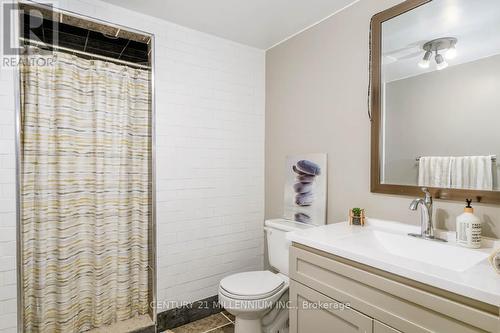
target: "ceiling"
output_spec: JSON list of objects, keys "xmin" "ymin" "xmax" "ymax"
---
[
  {"xmin": 383, "ymin": 0, "xmax": 500, "ymax": 82},
  {"xmin": 100, "ymin": 0, "xmax": 358, "ymax": 49}
]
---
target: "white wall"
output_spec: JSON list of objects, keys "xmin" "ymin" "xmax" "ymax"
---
[
  {"xmin": 384, "ymin": 54, "xmax": 500, "ymax": 188},
  {"xmin": 265, "ymin": 0, "xmax": 500, "ymax": 243},
  {"xmin": 0, "ymin": 0, "xmax": 265, "ymax": 331}
]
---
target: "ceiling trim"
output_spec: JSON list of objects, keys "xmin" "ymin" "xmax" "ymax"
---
[{"xmin": 266, "ymin": 0, "xmax": 362, "ymax": 50}]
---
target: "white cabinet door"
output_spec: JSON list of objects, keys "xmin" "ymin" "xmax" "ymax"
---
[{"xmin": 290, "ymin": 280, "xmax": 373, "ymax": 333}]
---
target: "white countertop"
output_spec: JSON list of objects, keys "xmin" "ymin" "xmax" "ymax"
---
[{"xmin": 287, "ymin": 219, "xmax": 500, "ymax": 306}]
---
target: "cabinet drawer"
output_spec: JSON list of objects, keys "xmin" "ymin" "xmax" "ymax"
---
[
  {"xmin": 374, "ymin": 321, "xmax": 402, "ymax": 333},
  {"xmin": 290, "ymin": 280, "xmax": 373, "ymax": 333},
  {"xmin": 290, "ymin": 244, "xmax": 498, "ymax": 333}
]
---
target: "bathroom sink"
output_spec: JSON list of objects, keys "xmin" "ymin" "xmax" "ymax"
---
[
  {"xmin": 287, "ymin": 220, "xmax": 500, "ymax": 306},
  {"xmin": 332, "ymin": 229, "xmax": 489, "ymax": 272}
]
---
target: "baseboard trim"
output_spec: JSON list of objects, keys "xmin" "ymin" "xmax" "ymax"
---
[{"xmin": 157, "ymin": 295, "xmax": 223, "ymax": 331}]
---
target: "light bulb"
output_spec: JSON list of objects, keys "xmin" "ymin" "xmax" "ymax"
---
[
  {"xmin": 418, "ymin": 59, "xmax": 430, "ymax": 68},
  {"xmin": 445, "ymin": 46, "xmax": 457, "ymax": 60},
  {"xmin": 435, "ymin": 53, "xmax": 448, "ymax": 70},
  {"xmin": 418, "ymin": 51, "xmax": 432, "ymax": 69}
]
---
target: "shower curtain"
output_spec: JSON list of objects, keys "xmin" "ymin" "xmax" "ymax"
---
[{"xmin": 21, "ymin": 49, "xmax": 151, "ymax": 333}]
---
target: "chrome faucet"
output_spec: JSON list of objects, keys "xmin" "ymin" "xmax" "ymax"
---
[{"xmin": 409, "ymin": 188, "xmax": 446, "ymax": 242}]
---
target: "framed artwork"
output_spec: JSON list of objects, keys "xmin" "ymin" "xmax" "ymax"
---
[{"xmin": 283, "ymin": 154, "xmax": 327, "ymax": 225}]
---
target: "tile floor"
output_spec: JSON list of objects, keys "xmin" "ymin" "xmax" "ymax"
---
[{"xmin": 163, "ymin": 312, "xmax": 235, "ymax": 333}]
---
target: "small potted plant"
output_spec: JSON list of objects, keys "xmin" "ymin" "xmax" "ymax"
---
[{"xmin": 349, "ymin": 207, "xmax": 365, "ymax": 226}]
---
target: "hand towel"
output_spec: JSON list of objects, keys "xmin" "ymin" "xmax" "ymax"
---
[
  {"xmin": 450, "ymin": 156, "xmax": 493, "ymax": 190},
  {"xmin": 418, "ymin": 156, "xmax": 453, "ymax": 188}
]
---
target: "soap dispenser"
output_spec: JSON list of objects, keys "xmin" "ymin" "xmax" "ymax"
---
[{"xmin": 456, "ymin": 199, "xmax": 481, "ymax": 248}]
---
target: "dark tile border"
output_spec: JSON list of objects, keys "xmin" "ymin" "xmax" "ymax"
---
[
  {"xmin": 157, "ymin": 295, "xmax": 223, "ymax": 332},
  {"xmin": 130, "ymin": 325, "xmax": 156, "ymax": 333}
]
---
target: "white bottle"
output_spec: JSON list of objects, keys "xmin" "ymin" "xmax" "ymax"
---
[{"xmin": 456, "ymin": 199, "xmax": 481, "ymax": 248}]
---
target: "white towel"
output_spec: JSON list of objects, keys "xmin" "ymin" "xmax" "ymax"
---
[
  {"xmin": 450, "ymin": 156, "xmax": 493, "ymax": 190},
  {"xmin": 418, "ymin": 156, "xmax": 453, "ymax": 188}
]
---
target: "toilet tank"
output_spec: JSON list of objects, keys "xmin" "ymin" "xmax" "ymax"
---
[{"xmin": 264, "ymin": 219, "xmax": 313, "ymax": 276}]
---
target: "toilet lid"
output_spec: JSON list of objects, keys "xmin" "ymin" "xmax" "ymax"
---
[{"xmin": 220, "ymin": 271, "xmax": 285, "ymax": 299}]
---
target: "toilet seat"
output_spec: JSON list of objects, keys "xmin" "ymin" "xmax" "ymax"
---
[{"xmin": 219, "ymin": 271, "xmax": 286, "ymax": 300}]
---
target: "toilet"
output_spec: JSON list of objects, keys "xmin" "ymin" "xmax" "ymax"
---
[{"xmin": 218, "ymin": 219, "xmax": 313, "ymax": 333}]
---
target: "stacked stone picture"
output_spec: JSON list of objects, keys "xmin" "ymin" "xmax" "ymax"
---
[{"xmin": 283, "ymin": 154, "xmax": 327, "ymax": 226}]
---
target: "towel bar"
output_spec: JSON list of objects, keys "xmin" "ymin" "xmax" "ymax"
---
[{"xmin": 415, "ymin": 155, "xmax": 497, "ymax": 162}]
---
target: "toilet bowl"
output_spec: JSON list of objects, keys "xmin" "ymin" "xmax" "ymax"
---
[
  {"xmin": 218, "ymin": 219, "xmax": 314, "ymax": 333},
  {"xmin": 219, "ymin": 271, "xmax": 289, "ymax": 332}
]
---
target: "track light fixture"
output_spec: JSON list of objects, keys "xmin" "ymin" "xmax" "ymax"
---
[
  {"xmin": 418, "ymin": 50, "xmax": 432, "ymax": 68},
  {"xmin": 418, "ymin": 37, "xmax": 457, "ymax": 70},
  {"xmin": 435, "ymin": 53, "xmax": 448, "ymax": 70}
]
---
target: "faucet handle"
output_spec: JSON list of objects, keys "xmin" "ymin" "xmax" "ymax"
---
[{"xmin": 421, "ymin": 187, "xmax": 432, "ymax": 203}]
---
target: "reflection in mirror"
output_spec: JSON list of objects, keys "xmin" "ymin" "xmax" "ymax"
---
[{"xmin": 380, "ymin": 0, "xmax": 500, "ymax": 191}]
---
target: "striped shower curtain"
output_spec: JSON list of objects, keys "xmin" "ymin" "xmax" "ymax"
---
[{"xmin": 21, "ymin": 49, "xmax": 151, "ymax": 333}]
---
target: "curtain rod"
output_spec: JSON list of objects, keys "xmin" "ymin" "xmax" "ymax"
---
[{"xmin": 19, "ymin": 37, "xmax": 151, "ymax": 70}]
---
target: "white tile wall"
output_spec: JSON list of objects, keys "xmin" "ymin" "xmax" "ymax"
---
[
  {"xmin": 0, "ymin": 0, "xmax": 265, "ymax": 331},
  {"xmin": 0, "ymin": 34, "xmax": 17, "ymax": 332}
]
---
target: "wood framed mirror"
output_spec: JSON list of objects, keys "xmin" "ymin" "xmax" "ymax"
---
[{"xmin": 370, "ymin": 0, "xmax": 500, "ymax": 204}]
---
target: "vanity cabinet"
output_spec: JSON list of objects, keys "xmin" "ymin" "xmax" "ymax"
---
[
  {"xmin": 289, "ymin": 244, "xmax": 499, "ymax": 333},
  {"xmin": 290, "ymin": 281, "xmax": 373, "ymax": 332},
  {"xmin": 290, "ymin": 281, "xmax": 402, "ymax": 333},
  {"xmin": 374, "ymin": 321, "xmax": 402, "ymax": 333}
]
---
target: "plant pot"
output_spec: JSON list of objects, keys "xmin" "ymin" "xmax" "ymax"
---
[{"xmin": 349, "ymin": 209, "xmax": 366, "ymax": 226}]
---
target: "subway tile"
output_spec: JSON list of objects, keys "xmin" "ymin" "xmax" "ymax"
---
[
  {"xmin": 0, "ymin": 286, "xmax": 16, "ymax": 302},
  {"xmin": 0, "ymin": 271, "xmax": 15, "ymax": 287},
  {"xmin": 0, "ymin": 299, "xmax": 16, "ymax": 316},
  {"xmin": 0, "ymin": 313, "xmax": 16, "ymax": 330}
]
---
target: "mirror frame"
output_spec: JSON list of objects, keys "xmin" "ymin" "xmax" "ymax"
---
[{"xmin": 370, "ymin": 0, "xmax": 500, "ymax": 204}]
